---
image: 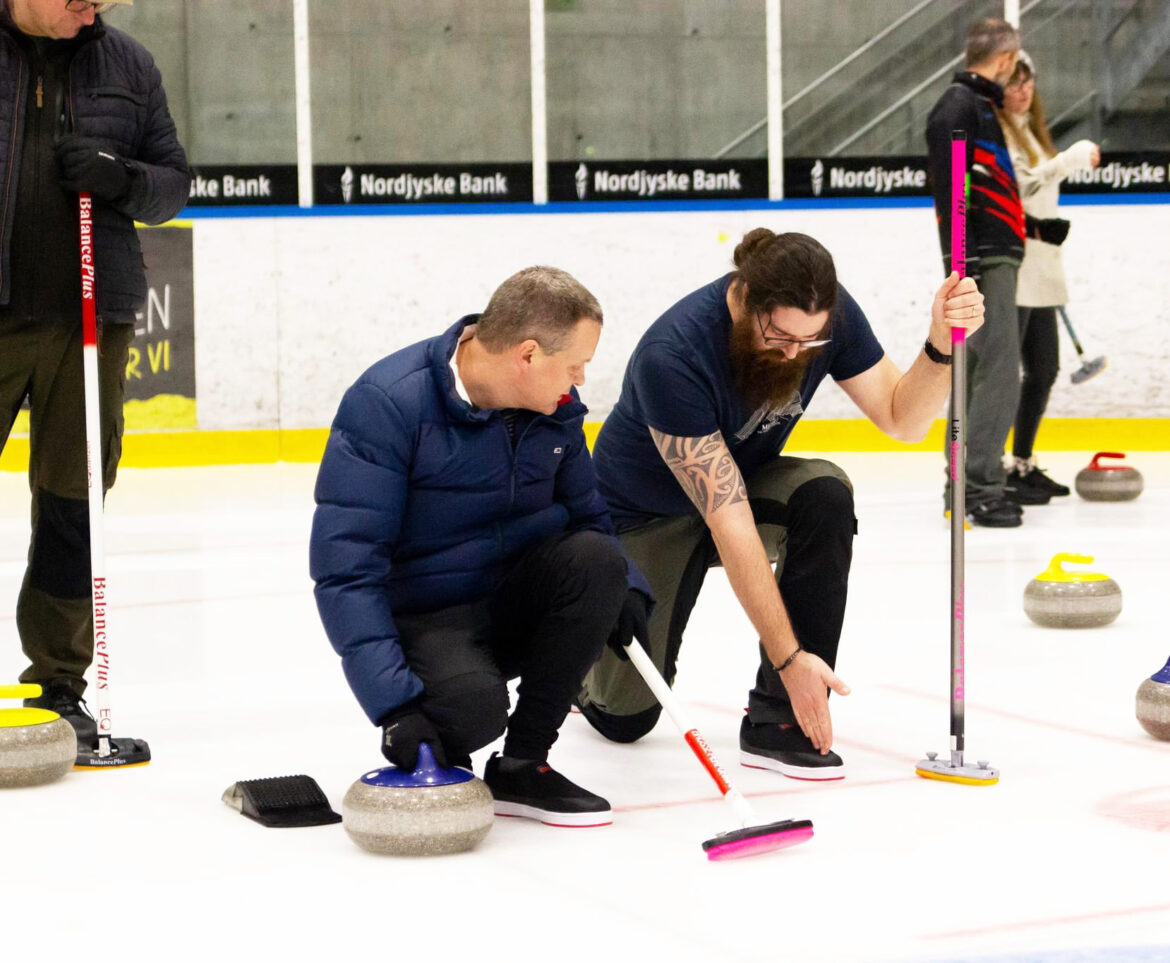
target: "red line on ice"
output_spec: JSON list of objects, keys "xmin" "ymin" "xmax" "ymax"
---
[{"xmin": 922, "ymin": 901, "xmax": 1170, "ymax": 940}]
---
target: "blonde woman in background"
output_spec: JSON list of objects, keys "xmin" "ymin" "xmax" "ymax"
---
[{"xmin": 1000, "ymin": 51, "xmax": 1100, "ymax": 502}]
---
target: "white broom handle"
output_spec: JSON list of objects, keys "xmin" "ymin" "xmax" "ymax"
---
[
  {"xmin": 79, "ymin": 191, "xmax": 112, "ymax": 757},
  {"xmin": 624, "ymin": 641, "xmax": 758, "ymax": 827}
]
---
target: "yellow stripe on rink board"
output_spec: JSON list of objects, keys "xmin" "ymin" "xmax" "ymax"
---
[{"xmin": 1, "ymin": 418, "xmax": 1167, "ymax": 471}]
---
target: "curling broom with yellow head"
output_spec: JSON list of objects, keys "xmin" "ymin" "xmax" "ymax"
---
[{"xmin": 916, "ymin": 130, "xmax": 998, "ymax": 787}]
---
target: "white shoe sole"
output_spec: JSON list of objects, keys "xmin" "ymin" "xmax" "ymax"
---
[
  {"xmin": 493, "ymin": 801, "xmax": 613, "ymax": 828},
  {"xmin": 740, "ymin": 749, "xmax": 846, "ymax": 781}
]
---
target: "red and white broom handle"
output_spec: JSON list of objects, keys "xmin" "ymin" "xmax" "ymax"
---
[
  {"xmin": 624, "ymin": 641, "xmax": 757, "ymax": 828},
  {"xmin": 949, "ymin": 131, "xmax": 968, "ymax": 768},
  {"xmin": 79, "ymin": 190, "xmax": 112, "ymax": 757}
]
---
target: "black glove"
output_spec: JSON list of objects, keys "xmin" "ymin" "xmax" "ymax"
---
[
  {"xmin": 55, "ymin": 135, "xmax": 135, "ymax": 201},
  {"xmin": 1033, "ymin": 217, "xmax": 1070, "ymax": 246},
  {"xmin": 605, "ymin": 589, "xmax": 651, "ymax": 661},
  {"xmin": 379, "ymin": 703, "xmax": 447, "ymax": 771}
]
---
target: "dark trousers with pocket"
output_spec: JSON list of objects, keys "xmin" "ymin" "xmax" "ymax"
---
[
  {"xmin": 394, "ymin": 530, "xmax": 628, "ymax": 763},
  {"xmin": 0, "ymin": 316, "xmax": 133, "ymax": 695},
  {"xmin": 577, "ymin": 456, "xmax": 855, "ymax": 742}
]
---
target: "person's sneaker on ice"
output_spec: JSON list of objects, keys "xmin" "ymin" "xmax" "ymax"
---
[
  {"xmin": 483, "ymin": 753, "xmax": 612, "ymax": 827},
  {"xmin": 1008, "ymin": 457, "xmax": 1070, "ymax": 498},
  {"xmin": 739, "ymin": 715, "xmax": 845, "ymax": 780},
  {"xmin": 967, "ymin": 495, "xmax": 1023, "ymax": 528},
  {"xmin": 23, "ymin": 682, "xmax": 97, "ymax": 745}
]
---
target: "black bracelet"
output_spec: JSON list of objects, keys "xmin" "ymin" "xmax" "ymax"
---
[
  {"xmin": 773, "ymin": 648, "xmax": 802, "ymax": 673},
  {"xmin": 924, "ymin": 338, "xmax": 952, "ymax": 365}
]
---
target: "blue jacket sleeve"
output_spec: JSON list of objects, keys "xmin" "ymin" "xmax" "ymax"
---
[{"xmin": 309, "ymin": 381, "xmax": 424, "ymax": 724}]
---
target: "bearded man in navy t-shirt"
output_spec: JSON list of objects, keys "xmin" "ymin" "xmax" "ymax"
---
[{"xmin": 578, "ymin": 229, "xmax": 983, "ymax": 779}]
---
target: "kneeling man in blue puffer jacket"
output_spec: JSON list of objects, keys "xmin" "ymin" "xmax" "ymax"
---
[{"xmin": 310, "ymin": 266, "xmax": 651, "ymax": 828}]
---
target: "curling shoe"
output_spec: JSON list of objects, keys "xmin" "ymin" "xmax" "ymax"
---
[
  {"xmin": 24, "ymin": 682, "xmax": 97, "ymax": 745},
  {"xmin": 1008, "ymin": 462, "xmax": 1070, "ymax": 498},
  {"xmin": 483, "ymin": 753, "xmax": 612, "ymax": 827},
  {"xmin": 1003, "ymin": 476, "xmax": 1051, "ymax": 505},
  {"xmin": 739, "ymin": 716, "xmax": 845, "ymax": 781},
  {"xmin": 967, "ymin": 496, "xmax": 1023, "ymax": 528}
]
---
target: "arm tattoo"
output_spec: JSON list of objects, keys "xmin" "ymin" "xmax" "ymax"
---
[{"xmin": 649, "ymin": 428, "xmax": 748, "ymax": 518}]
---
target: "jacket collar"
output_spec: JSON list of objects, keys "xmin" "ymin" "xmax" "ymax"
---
[
  {"xmin": 953, "ymin": 70, "xmax": 1005, "ymax": 108},
  {"xmin": 430, "ymin": 316, "xmax": 588, "ymax": 425}
]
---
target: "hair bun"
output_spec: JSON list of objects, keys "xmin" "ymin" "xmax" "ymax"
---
[{"xmin": 733, "ymin": 228, "xmax": 776, "ymax": 268}]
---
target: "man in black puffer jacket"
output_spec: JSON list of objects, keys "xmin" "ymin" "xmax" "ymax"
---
[
  {"xmin": 0, "ymin": 0, "xmax": 190, "ymax": 740},
  {"xmin": 926, "ymin": 17, "xmax": 1028, "ymax": 528}
]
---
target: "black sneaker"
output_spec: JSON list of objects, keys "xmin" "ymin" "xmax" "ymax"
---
[
  {"xmin": 968, "ymin": 496, "xmax": 1024, "ymax": 528},
  {"xmin": 739, "ymin": 716, "xmax": 845, "ymax": 781},
  {"xmin": 23, "ymin": 683, "xmax": 97, "ymax": 744},
  {"xmin": 1003, "ymin": 473, "xmax": 1051, "ymax": 505},
  {"xmin": 1010, "ymin": 465, "xmax": 1070, "ymax": 498},
  {"xmin": 482, "ymin": 753, "xmax": 612, "ymax": 827}
]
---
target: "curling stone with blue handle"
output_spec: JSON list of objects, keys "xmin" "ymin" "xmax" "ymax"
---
[
  {"xmin": 0, "ymin": 684, "xmax": 77, "ymax": 788},
  {"xmin": 1075, "ymin": 452, "xmax": 1143, "ymax": 502},
  {"xmin": 1137, "ymin": 658, "xmax": 1170, "ymax": 741},
  {"xmin": 1023, "ymin": 553, "xmax": 1122, "ymax": 628},
  {"xmin": 343, "ymin": 743, "xmax": 493, "ymax": 856}
]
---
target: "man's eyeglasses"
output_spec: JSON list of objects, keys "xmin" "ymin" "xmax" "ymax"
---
[
  {"xmin": 65, "ymin": 1, "xmax": 112, "ymax": 13},
  {"xmin": 756, "ymin": 312, "xmax": 831, "ymax": 350}
]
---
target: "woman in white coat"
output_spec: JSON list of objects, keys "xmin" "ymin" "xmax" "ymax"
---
[{"xmin": 1000, "ymin": 51, "xmax": 1100, "ymax": 501}]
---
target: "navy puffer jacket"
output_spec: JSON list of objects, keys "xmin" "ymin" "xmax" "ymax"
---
[
  {"xmin": 311, "ymin": 318, "xmax": 650, "ymax": 724},
  {"xmin": 0, "ymin": 7, "xmax": 189, "ymax": 312}
]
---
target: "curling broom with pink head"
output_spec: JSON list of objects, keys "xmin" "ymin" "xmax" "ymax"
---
[
  {"xmin": 915, "ymin": 130, "xmax": 998, "ymax": 786},
  {"xmin": 622, "ymin": 640, "xmax": 813, "ymax": 859}
]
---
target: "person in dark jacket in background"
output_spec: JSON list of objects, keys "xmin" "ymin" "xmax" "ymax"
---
[
  {"xmin": 0, "ymin": 0, "xmax": 190, "ymax": 738},
  {"xmin": 925, "ymin": 17, "xmax": 1028, "ymax": 527},
  {"xmin": 310, "ymin": 266, "xmax": 650, "ymax": 828}
]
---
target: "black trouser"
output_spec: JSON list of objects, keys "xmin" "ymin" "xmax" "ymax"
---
[
  {"xmin": 0, "ymin": 316, "xmax": 133, "ymax": 696},
  {"xmin": 578, "ymin": 456, "xmax": 855, "ymax": 742},
  {"xmin": 394, "ymin": 530, "xmax": 628, "ymax": 762},
  {"xmin": 1013, "ymin": 306, "xmax": 1059, "ymax": 461}
]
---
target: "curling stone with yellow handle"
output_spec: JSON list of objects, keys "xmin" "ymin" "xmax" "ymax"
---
[
  {"xmin": 1023, "ymin": 553, "xmax": 1122, "ymax": 629},
  {"xmin": 0, "ymin": 685, "xmax": 76, "ymax": 788}
]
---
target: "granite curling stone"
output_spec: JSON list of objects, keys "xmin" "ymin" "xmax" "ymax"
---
[
  {"xmin": 1023, "ymin": 553, "xmax": 1122, "ymax": 629},
  {"xmin": 0, "ymin": 684, "xmax": 76, "ymax": 788},
  {"xmin": 1137, "ymin": 658, "xmax": 1170, "ymax": 741},
  {"xmin": 1075, "ymin": 452, "xmax": 1143, "ymax": 502},
  {"xmin": 343, "ymin": 743, "xmax": 493, "ymax": 856}
]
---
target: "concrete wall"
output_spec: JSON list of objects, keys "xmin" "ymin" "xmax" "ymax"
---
[
  {"xmin": 110, "ymin": 1, "xmax": 1168, "ymax": 166},
  {"xmin": 107, "ymin": 0, "xmax": 992, "ymax": 165},
  {"xmin": 188, "ymin": 200, "xmax": 1170, "ymax": 433}
]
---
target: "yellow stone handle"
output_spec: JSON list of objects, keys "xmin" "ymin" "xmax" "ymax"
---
[
  {"xmin": 0, "ymin": 684, "xmax": 42, "ymax": 700},
  {"xmin": 1038, "ymin": 553, "xmax": 1108, "ymax": 583}
]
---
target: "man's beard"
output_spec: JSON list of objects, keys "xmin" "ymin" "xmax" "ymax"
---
[{"xmin": 729, "ymin": 318, "xmax": 823, "ymax": 412}]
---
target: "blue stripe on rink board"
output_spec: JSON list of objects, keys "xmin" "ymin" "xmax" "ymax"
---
[
  {"xmin": 932, "ymin": 947, "xmax": 1170, "ymax": 962},
  {"xmin": 175, "ymin": 192, "xmax": 1170, "ymax": 219}
]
